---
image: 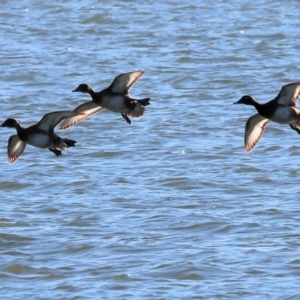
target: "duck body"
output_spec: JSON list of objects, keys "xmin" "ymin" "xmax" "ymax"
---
[
  {"xmin": 59, "ymin": 70, "xmax": 150, "ymax": 129},
  {"xmin": 91, "ymin": 90, "xmax": 131, "ymax": 112},
  {"xmin": 271, "ymin": 106, "xmax": 300, "ymax": 124},
  {"xmin": 90, "ymin": 88, "xmax": 150, "ymax": 122},
  {"xmin": 234, "ymin": 82, "xmax": 300, "ymax": 152},
  {"xmin": 248, "ymin": 99, "xmax": 300, "ymax": 124},
  {"xmin": 15, "ymin": 124, "xmax": 63, "ymax": 149},
  {"xmin": 1, "ymin": 111, "xmax": 79, "ymax": 163}
]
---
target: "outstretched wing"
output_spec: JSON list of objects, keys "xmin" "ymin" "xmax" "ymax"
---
[
  {"xmin": 59, "ymin": 101, "xmax": 104, "ymax": 130},
  {"xmin": 244, "ymin": 114, "xmax": 270, "ymax": 152},
  {"xmin": 276, "ymin": 82, "xmax": 300, "ymax": 106},
  {"xmin": 37, "ymin": 111, "xmax": 82, "ymax": 132},
  {"xmin": 7, "ymin": 135, "xmax": 26, "ymax": 163},
  {"xmin": 110, "ymin": 70, "xmax": 145, "ymax": 94}
]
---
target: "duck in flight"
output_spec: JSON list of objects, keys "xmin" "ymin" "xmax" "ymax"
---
[
  {"xmin": 234, "ymin": 82, "xmax": 300, "ymax": 152},
  {"xmin": 59, "ymin": 70, "xmax": 150, "ymax": 129},
  {"xmin": 1, "ymin": 111, "xmax": 81, "ymax": 163}
]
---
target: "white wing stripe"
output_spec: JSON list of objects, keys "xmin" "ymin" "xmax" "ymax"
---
[
  {"xmin": 59, "ymin": 101, "xmax": 103, "ymax": 130},
  {"xmin": 277, "ymin": 82, "xmax": 300, "ymax": 106},
  {"xmin": 37, "ymin": 111, "xmax": 79, "ymax": 131},
  {"xmin": 111, "ymin": 71, "xmax": 145, "ymax": 94},
  {"xmin": 7, "ymin": 135, "xmax": 26, "ymax": 163},
  {"xmin": 244, "ymin": 114, "xmax": 270, "ymax": 152}
]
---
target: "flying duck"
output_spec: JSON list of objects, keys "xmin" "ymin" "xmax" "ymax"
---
[
  {"xmin": 1, "ymin": 111, "xmax": 81, "ymax": 163},
  {"xmin": 59, "ymin": 70, "xmax": 150, "ymax": 129},
  {"xmin": 234, "ymin": 82, "xmax": 300, "ymax": 152}
]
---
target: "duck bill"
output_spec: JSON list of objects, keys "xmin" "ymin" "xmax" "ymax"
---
[{"xmin": 233, "ymin": 99, "xmax": 243, "ymax": 104}]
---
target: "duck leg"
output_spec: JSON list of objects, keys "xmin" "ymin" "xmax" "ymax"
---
[
  {"xmin": 49, "ymin": 148, "xmax": 62, "ymax": 156},
  {"xmin": 121, "ymin": 113, "xmax": 131, "ymax": 124},
  {"xmin": 289, "ymin": 124, "xmax": 300, "ymax": 134}
]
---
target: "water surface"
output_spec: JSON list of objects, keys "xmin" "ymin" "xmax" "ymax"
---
[{"xmin": 1, "ymin": 0, "xmax": 300, "ymax": 299}]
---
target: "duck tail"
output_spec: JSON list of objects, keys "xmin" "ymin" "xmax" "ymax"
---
[
  {"xmin": 126, "ymin": 102, "xmax": 145, "ymax": 118},
  {"xmin": 136, "ymin": 98, "xmax": 150, "ymax": 107},
  {"xmin": 63, "ymin": 139, "xmax": 77, "ymax": 148}
]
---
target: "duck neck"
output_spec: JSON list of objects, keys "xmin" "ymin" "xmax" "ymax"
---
[
  {"xmin": 249, "ymin": 98, "xmax": 262, "ymax": 113},
  {"xmin": 15, "ymin": 122, "xmax": 24, "ymax": 135},
  {"xmin": 15, "ymin": 122, "xmax": 22, "ymax": 131},
  {"xmin": 87, "ymin": 87, "xmax": 97, "ymax": 101}
]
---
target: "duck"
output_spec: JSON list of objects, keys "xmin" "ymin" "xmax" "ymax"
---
[
  {"xmin": 1, "ymin": 111, "xmax": 82, "ymax": 163},
  {"xmin": 59, "ymin": 70, "xmax": 150, "ymax": 129},
  {"xmin": 234, "ymin": 81, "xmax": 300, "ymax": 152}
]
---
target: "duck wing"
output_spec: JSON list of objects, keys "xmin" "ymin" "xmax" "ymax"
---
[
  {"xmin": 7, "ymin": 135, "xmax": 26, "ymax": 163},
  {"xmin": 37, "ymin": 111, "xmax": 82, "ymax": 132},
  {"xmin": 59, "ymin": 101, "xmax": 104, "ymax": 130},
  {"xmin": 109, "ymin": 70, "xmax": 145, "ymax": 94},
  {"xmin": 276, "ymin": 82, "xmax": 300, "ymax": 106},
  {"xmin": 244, "ymin": 114, "xmax": 270, "ymax": 152}
]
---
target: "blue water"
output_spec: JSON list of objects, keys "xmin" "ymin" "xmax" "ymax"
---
[{"xmin": 1, "ymin": 0, "xmax": 300, "ymax": 299}]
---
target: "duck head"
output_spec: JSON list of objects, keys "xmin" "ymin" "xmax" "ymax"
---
[
  {"xmin": 1, "ymin": 118, "xmax": 19, "ymax": 129},
  {"xmin": 72, "ymin": 83, "xmax": 91, "ymax": 93},
  {"xmin": 234, "ymin": 95, "xmax": 256, "ymax": 105}
]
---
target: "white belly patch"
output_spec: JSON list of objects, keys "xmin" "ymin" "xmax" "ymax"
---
[
  {"xmin": 27, "ymin": 134, "xmax": 50, "ymax": 148},
  {"xmin": 272, "ymin": 107, "xmax": 297, "ymax": 124},
  {"xmin": 101, "ymin": 95, "xmax": 128, "ymax": 112}
]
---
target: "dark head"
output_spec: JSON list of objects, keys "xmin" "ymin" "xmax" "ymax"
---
[
  {"xmin": 234, "ymin": 95, "xmax": 256, "ymax": 105},
  {"xmin": 72, "ymin": 83, "xmax": 92, "ymax": 93},
  {"xmin": 0, "ymin": 118, "xmax": 19, "ymax": 129}
]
